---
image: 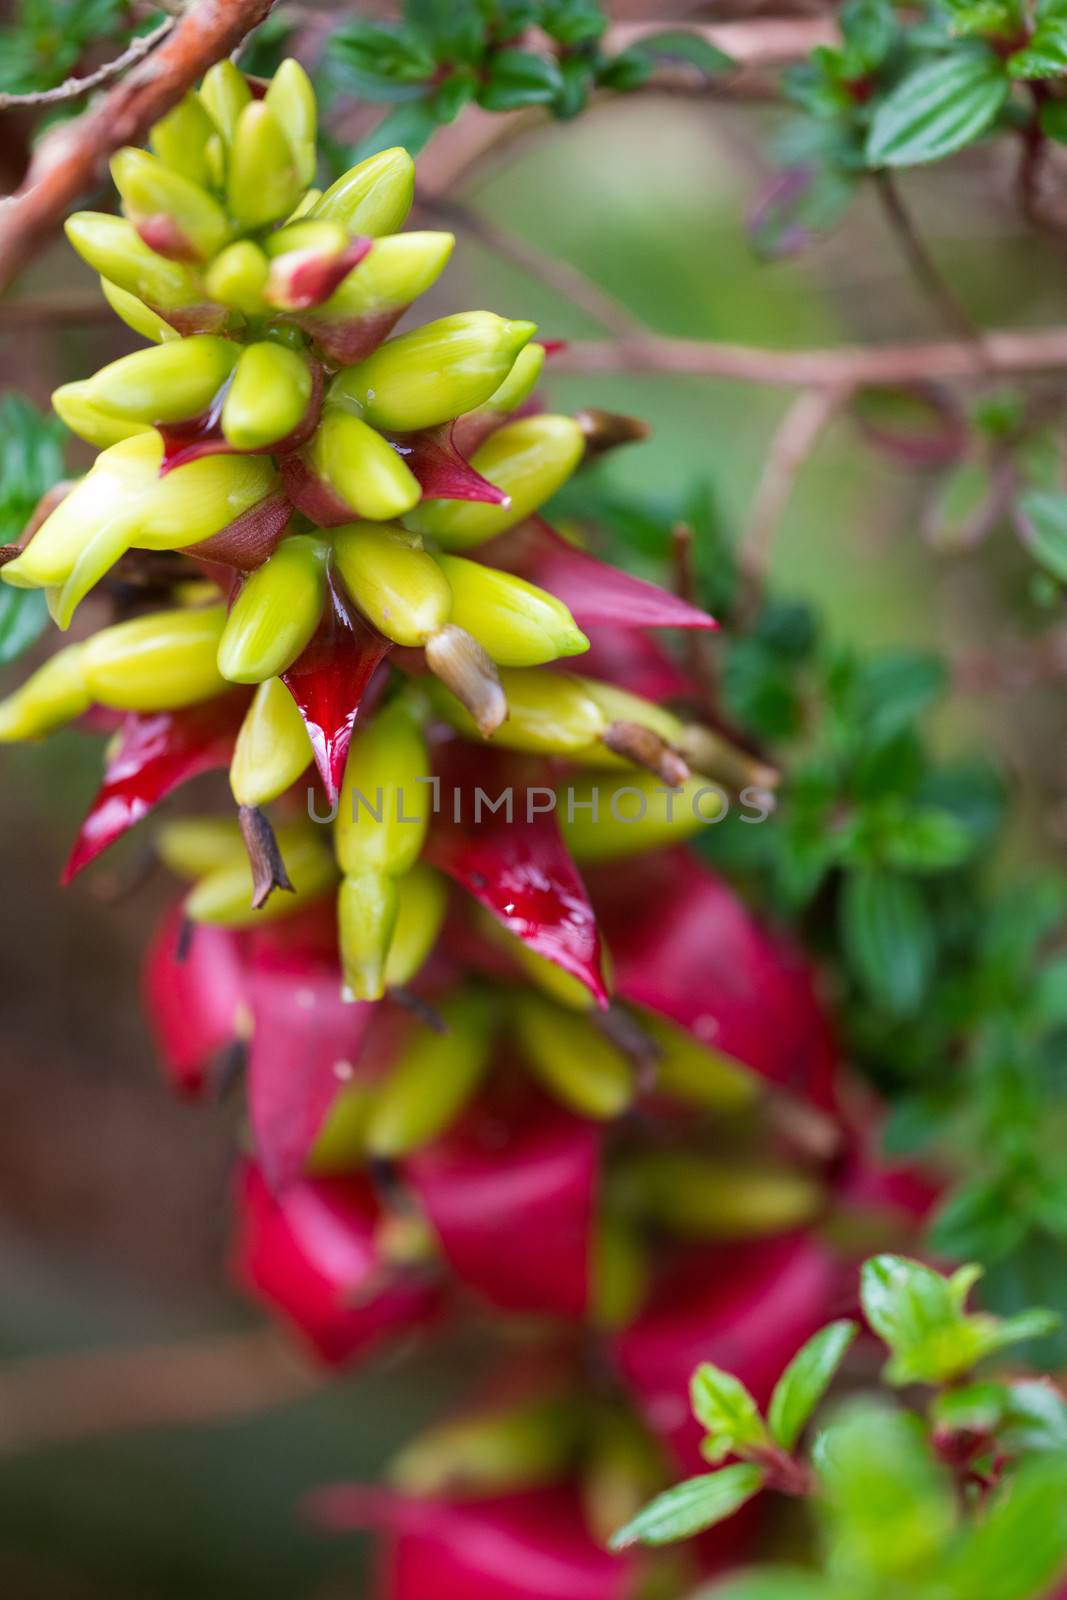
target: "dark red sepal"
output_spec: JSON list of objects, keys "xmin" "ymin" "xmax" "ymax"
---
[
  {"xmin": 387, "ymin": 423, "xmax": 509, "ymax": 506},
  {"xmin": 159, "ymin": 359, "xmax": 324, "ymax": 473},
  {"xmin": 61, "ymin": 690, "xmax": 250, "ymax": 883}
]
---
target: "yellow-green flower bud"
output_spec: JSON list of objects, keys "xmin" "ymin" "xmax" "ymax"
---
[
  {"xmin": 203, "ymin": 241, "xmax": 270, "ymax": 316},
  {"xmin": 308, "ymin": 1081, "xmax": 376, "ymax": 1174},
  {"xmin": 73, "ymin": 335, "xmax": 239, "ymax": 428},
  {"xmin": 51, "ymin": 382, "xmax": 151, "ymax": 449},
  {"xmin": 111, "ymin": 148, "xmax": 230, "ymax": 261},
  {"xmin": 338, "ymin": 869, "xmax": 398, "ymax": 1002},
  {"xmin": 230, "ymin": 677, "xmax": 313, "ymax": 807},
  {"xmin": 312, "ymin": 231, "xmax": 454, "ymax": 320},
  {"xmin": 220, "ymin": 342, "xmax": 314, "ymax": 451},
  {"xmin": 407, "ymin": 415, "xmax": 585, "ymax": 549},
  {"xmin": 390, "ymin": 1398, "xmax": 577, "ymax": 1498},
  {"xmin": 336, "ymin": 697, "xmax": 431, "ymax": 879},
  {"xmin": 99, "ymin": 279, "xmax": 179, "ymax": 343},
  {"xmin": 639, "ymin": 1011, "xmax": 756, "ymax": 1112},
  {"xmin": 432, "ymin": 666, "xmax": 604, "ymax": 754},
  {"xmin": 435, "ymin": 555, "xmax": 588, "ymax": 666},
  {"xmin": 309, "ymin": 147, "xmax": 415, "ymax": 236},
  {"xmin": 304, "ymin": 410, "xmax": 421, "ymax": 521},
  {"xmin": 265, "ymin": 218, "xmax": 348, "ymax": 262},
  {"xmin": 65, "ymin": 212, "xmax": 200, "ymax": 309},
  {"xmin": 560, "ymin": 770, "xmax": 723, "ymax": 863},
  {"xmin": 198, "ymin": 59, "xmax": 252, "ymax": 146},
  {"xmin": 150, "ymin": 91, "xmax": 217, "ymax": 188},
  {"xmin": 383, "ymin": 861, "xmax": 448, "ymax": 989},
  {"xmin": 481, "ymin": 341, "xmax": 546, "ymax": 415},
  {"xmin": 186, "ymin": 826, "xmax": 336, "ymax": 927},
  {"xmin": 335, "ymin": 312, "xmax": 537, "ymax": 433},
  {"xmin": 331, "ymin": 522, "xmax": 451, "ymax": 647},
  {"xmin": 625, "ymin": 1153, "xmax": 823, "ymax": 1238},
  {"xmin": 592, "ymin": 1220, "xmax": 649, "ymax": 1335},
  {"xmin": 227, "ymin": 101, "xmax": 303, "ymax": 229},
  {"xmin": 81, "ymin": 604, "xmax": 229, "ymax": 711},
  {"xmin": 513, "ymin": 991, "xmax": 632, "ymax": 1118},
  {"xmin": 264, "ymin": 58, "xmax": 317, "ymax": 188},
  {"xmin": 0, "ymin": 643, "xmax": 90, "ymax": 741},
  {"xmin": 157, "ymin": 815, "xmax": 247, "ymax": 878},
  {"xmin": 363, "ymin": 990, "xmax": 496, "ymax": 1157},
  {"xmin": 217, "ymin": 534, "xmax": 327, "ymax": 684}
]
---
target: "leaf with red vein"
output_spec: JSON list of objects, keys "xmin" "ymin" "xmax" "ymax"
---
[
  {"xmin": 62, "ymin": 690, "xmax": 250, "ymax": 883},
  {"xmin": 426, "ymin": 744, "xmax": 608, "ymax": 1007},
  {"xmin": 388, "ymin": 423, "xmax": 510, "ymax": 506},
  {"xmin": 281, "ymin": 576, "xmax": 392, "ymax": 804},
  {"xmin": 482, "ymin": 519, "xmax": 717, "ymax": 632},
  {"xmin": 405, "ymin": 1092, "xmax": 600, "ymax": 1319}
]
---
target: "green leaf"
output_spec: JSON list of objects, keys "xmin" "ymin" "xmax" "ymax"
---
[
  {"xmin": 840, "ymin": 869, "xmax": 935, "ymax": 1016},
  {"xmin": 1040, "ymin": 94, "xmax": 1067, "ymax": 143},
  {"xmin": 478, "ymin": 48, "xmax": 564, "ymax": 112},
  {"xmin": 930, "ymin": 1380, "xmax": 1011, "ymax": 1437},
  {"xmin": 768, "ymin": 1321, "xmax": 858, "ymax": 1451},
  {"xmin": 608, "ymin": 1464, "xmax": 765, "ymax": 1550},
  {"xmin": 1008, "ymin": 19, "xmax": 1067, "ymax": 78},
  {"xmin": 709, "ymin": 1574, "xmax": 839, "ymax": 1600},
  {"xmin": 866, "ymin": 49, "xmax": 1010, "ymax": 167},
  {"xmin": 861, "ymin": 1253, "xmax": 962, "ymax": 1354},
  {"xmin": 624, "ymin": 29, "xmax": 734, "ymax": 78},
  {"xmin": 405, "ymin": 0, "xmax": 485, "ymax": 63},
  {"xmin": 816, "ymin": 1402, "xmax": 957, "ymax": 1581},
  {"xmin": 840, "ymin": 0, "xmax": 900, "ymax": 72},
  {"xmin": 690, "ymin": 1364, "xmax": 768, "ymax": 1462},
  {"xmin": 0, "ymin": 587, "xmax": 47, "ymax": 667},
  {"xmin": 881, "ymin": 806, "xmax": 977, "ymax": 873},
  {"xmin": 1016, "ymin": 489, "xmax": 1067, "ymax": 583},
  {"xmin": 354, "ymin": 98, "xmax": 441, "ymax": 160},
  {"xmin": 329, "ymin": 20, "xmax": 437, "ymax": 97},
  {"xmin": 999, "ymin": 1379, "xmax": 1067, "ymax": 1453},
  {"xmin": 940, "ymin": 1454, "xmax": 1067, "ymax": 1600},
  {"xmin": 924, "ymin": 457, "xmax": 998, "ymax": 550},
  {"xmin": 539, "ymin": 0, "xmax": 604, "ymax": 47}
]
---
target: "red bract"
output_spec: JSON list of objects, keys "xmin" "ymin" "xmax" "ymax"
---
[
  {"xmin": 405, "ymin": 1094, "xmax": 600, "ymax": 1320},
  {"xmin": 612, "ymin": 1232, "xmax": 837, "ymax": 1473},
  {"xmin": 388, "ymin": 423, "xmax": 511, "ymax": 505},
  {"xmin": 62, "ymin": 691, "xmax": 250, "ymax": 882},
  {"xmin": 483, "ymin": 520, "xmax": 717, "ymax": 634},
  {"xmin": 281, "ymin": 577, "xmax": 392, "ymax": 804},
  {"xmin": 233, "ymin": 1161, "xmax": 442, "ymax": 1366},
  {"xmin": 143, "ymin": 901, "xmax": 247, "ymax": 1097},
  {"xmin": 427, "ymin": 744, "xmax": 608, "ymax": 1008},
  {"xmin": 160, "ymin": 361, "xmax": 324, "ymax": 472},
  {"xmin": 310, "ymin": 1485, "xmax": 632, "ymax": 1600},
  {"xmin": 576, "ymin": 625, "xmax": 701, "ymax": 703},
  {"xmin": 591, "ymin": 849, "xmax": 838, "ymax": 1110}
]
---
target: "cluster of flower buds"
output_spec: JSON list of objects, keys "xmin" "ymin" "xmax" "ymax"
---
[{"xmin": 0, "ymin": 59, "xmax": 936, "ymax": 1599}]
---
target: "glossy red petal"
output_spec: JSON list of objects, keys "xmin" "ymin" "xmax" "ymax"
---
[
  {"xmin": 311, "ymin": 1487, "xmax": 630, "ymax": 1600},
  {"xmin": 590, "ymin": 848, "xmax": 838, "ymax": 1109},
  {"xmin": 142, "ymin": 900, "xmax": 248, "ymax": 1098},
  {"xmin": 388, "ymin": 423, "xmax": 509, "ymax": 506},
  {"xmin": 613, "ymin": 1232, "xmax": 837, "ymax": 1473},
  {"xmin": 281, "ymin": 576, "xmax": 392, "ymax": 805},
  {"xmin": 233, "ymin": 1160, "xmax": 441, "ymax": 1367},
  {"xmin": 427, "ymin": 744, "xmax": 608, "ymax": 1008},
  {"xmin": 61, "ymin": 691, "xmax": 250, "ymax": 883},
  {"xmin": 405, "ymin": 1094, "xmax": 599, "ymax": 1319},
  {"xmin": 482, "ymin": 520, "xmax": 717, "ymax": 632}
]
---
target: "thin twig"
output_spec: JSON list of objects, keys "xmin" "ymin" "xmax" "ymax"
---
[
  {"xmin": 872, "ymin": 172, "xmax": 983, "ymax": 344},
  {"xmin": 671, "ymin": 521, "xmax": 719, "ymax": 710},
  {"xmin": 549, "ymin": 327, "xmax": 1067, "ymax": 388},
  {"xmin": 740, "ymin": 386, "xmax": 845, "ymax": 605},
  {"xmin": 0, "ymin": 0, "xmax": 275, "ymax": 292},
  {"xmin": 0, "ymin": 16, "xmax": 176, "ymax": 111},
  {"xmin": 416, "ymin": 193, "xmax": 645, "ymax": 338},
  {"xmin": 0, "ymin": 1328, "xmax": 322, "ymax": 1454}
]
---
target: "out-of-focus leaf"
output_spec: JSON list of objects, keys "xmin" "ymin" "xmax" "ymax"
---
[
  {"xmin": 768, "ymin": 1321, "xmax": 858, "ymax": 1451},
  {"xmin": 1008, "ymin": 19, "xmax": 1067, "ymax": 78},
  {"xmin": 866, "ymin": 50, "xmax": 1009, "ymax": 167},
  {"xmin": 940, "ymin": 1454, "xmax": 1067, "ymax": 1600},
  {"xmin": 609, "ymin": 1464, "xmax": 764, "ymax": 1549},
  {"xmin": 840, "ymin": 869, "xmax": 935, "ymax": 1016},
  {"xmin": 624, "ymin": 29, "xmax": 734, "ymax": 78},
  {"xmin": 1015, "ymin": 489, "xmax": 1067, "ymax": 583},
  {"xmin": 478, "ymin": 48, "xmax": 564, "ymax": 111},
  {"xmin": 0, "ymin": 587, "xmax": 47, "ymax": 666},
  {"xmin": 747, "ymin": 166, "xmax": 858, "ymax": 261},
  {"xmin": 354, "ymin": 98, "xmax": 441, "ymax": 159}
]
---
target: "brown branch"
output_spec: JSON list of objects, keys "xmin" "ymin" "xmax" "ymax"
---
[
  {"xmin": 0, "ymin": 1327, "xmax": 322, "ymax": 1453},
  {"xmin": 549, "ymin": 327, "xmax": 1067, "ymax": 388},
  {"xmin": 873, "ymin": 172, "xmax": 983, "ymax": 344},
  {"xmin": 0, "ymin": 0, "xmax": 275, "ymax": 293},
  {"xmin": 740, "ymin": 386, "xmax": 844, "ymax": 609},
  {"xmin": 0, "ymin": 16, "xmax": 175, "ymax": 111},
  {"xmin": 415, "ymin": 194, "xmax": 646, "ymax": 338}
]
